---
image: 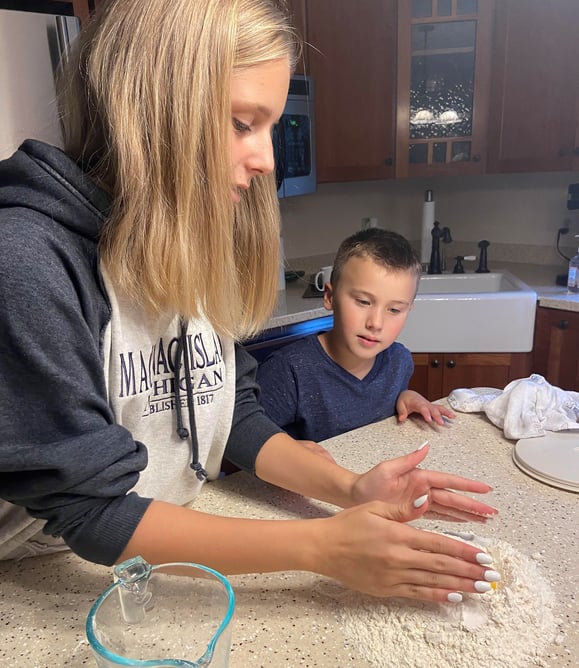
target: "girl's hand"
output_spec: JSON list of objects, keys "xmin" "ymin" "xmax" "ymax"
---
[
  {"xmin": 350, "ymin": 443, "xmax": 497, "ymax": 523},
  {"xmin": 396, "ymin": 389, "xmax": 456, "ymax": 426},
  {"xmin": 314, "ymin": 501, "xmax": 498, "ymax": 602}
]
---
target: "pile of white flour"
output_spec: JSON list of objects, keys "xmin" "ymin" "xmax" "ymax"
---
[{"xmin": 322, "ymin": 536, "xmax": 559, "ymax": 668}]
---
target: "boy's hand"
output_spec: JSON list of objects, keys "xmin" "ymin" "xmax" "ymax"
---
[{"xmin": 396, "ymin": 389, "xmax": 455, "ymax": 426}]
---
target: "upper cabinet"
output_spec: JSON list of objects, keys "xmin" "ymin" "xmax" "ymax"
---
[
  {"xmin": 395, "ymin": 0, "xmax": 493, "ymax": 178},
  {"xmin": 303, "ymin": 0, "xmax": 579, "ymax": 182},
  {"xmin": 286, "ymin": 0, "xmax": 308, "ymax": 74},
  {"xmin": 487, "ymin": 0, "xmax": 579, "ymax": 173},
  {"xmin": 306, "ymin": 0, "xmax": 397, "ymax": 182},
  {"xmin": 52, "ymin": 0, "xmax": 92, "ymax": 24}
]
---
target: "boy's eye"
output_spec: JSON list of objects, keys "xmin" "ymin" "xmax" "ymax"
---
[
  {"xmin": 355, "ymin": 298, "xmax": 370, "ymax": 306},
  {"xmin": 233, "ymin": 117, "xmax": 251, "ymax": 133},
  {"xmin": 388, "ymin": 308, "xmax": 401, "ymax": 315}
]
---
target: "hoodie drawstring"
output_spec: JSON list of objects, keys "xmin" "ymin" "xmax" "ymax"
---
[{"xmin": 174, "ymin": 318, "xmax": 207, "ymax": 481}]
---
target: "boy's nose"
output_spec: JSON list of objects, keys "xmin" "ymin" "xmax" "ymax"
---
[{"xmin": 366, "ymin": 309, "xmax": 383, "ymax": 331}]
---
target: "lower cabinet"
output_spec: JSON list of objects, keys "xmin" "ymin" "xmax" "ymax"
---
[
  {"xmin": 409, "ymin": 352, "xmax": 532, "ymax": 401},
  {"xmin": 532, "ymin": 306, "xmax": 579, "ymax": 391}
]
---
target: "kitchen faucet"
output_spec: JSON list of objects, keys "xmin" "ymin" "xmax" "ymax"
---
[{"xmin": 427, "ymin": 222, "xmax": 452, "ymax": 274}]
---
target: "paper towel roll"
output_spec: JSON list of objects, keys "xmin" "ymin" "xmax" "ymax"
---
[{"xmin": 421, "ymin": 190, "xmax": 435, "ymax": 265}]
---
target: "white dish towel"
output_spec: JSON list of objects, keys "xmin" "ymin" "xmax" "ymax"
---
[{"xmin": 448, "ymin": 374, "xmax": 579, "ymax": 440}]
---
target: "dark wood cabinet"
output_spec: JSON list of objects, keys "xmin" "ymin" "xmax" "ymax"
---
[
  {"xmin": 302, "ymin": 0, "xmax": 579, "ymax": 181},
  {"xmin": 395, "ymin": 0, "xmax": 494, "ymax": 178},
  {"xmin": 487, "ymin": 0, "xmax": 579, "ymax": 173},
  {"xmin": 409, "ymin": 352, "xmax": 532, "ymax": 401},
  {"xmin": 53, "ymin": 0, "xmax": 91, "ymax": 23},
  {"xmin": 286, "ymin": 0, "xmax": 308, "ymax": 75},
  {"xmin": 532, "ymin": 306, "xmax": 579, "ymax": 391},
  {"xmin": 306, "ymin": 0, "xmax": 397, "ymax": 182}
]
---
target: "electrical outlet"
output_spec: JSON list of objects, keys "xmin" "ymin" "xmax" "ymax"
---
[{"xmin": 361, "ymin": 217, "xmax": 379, "ymax": 230}]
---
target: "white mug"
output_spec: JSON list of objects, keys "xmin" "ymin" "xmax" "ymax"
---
[{"xmin": 314, "ymin": 265, "xmax": 332, "ymax": 291}]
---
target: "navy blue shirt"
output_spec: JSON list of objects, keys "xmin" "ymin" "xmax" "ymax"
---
[{"xmin": 256, "ymin": 335, "xmax": 413, "ymax": 442}]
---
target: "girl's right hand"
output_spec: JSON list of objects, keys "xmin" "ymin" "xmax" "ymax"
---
[{"xmin": 311, "ymin": 500, "xmax": 497, "ymax": 602}]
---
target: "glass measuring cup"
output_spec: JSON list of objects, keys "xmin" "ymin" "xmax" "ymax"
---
[{"xmin": 86, "ymin": 556, "xmax": 235, "ymax": 667}]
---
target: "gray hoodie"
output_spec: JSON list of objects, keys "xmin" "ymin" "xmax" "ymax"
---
[{"xmin": 0, "ymin": 140, "xmax": 281, "ymax": 565}]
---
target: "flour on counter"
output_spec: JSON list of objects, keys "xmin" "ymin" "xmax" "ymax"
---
[{"xmin": 320, "ymin": 537, "xmax": 559, "ymax": 668}]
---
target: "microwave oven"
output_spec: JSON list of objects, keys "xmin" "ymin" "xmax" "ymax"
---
[{"xmin": 274, "ymin": 75, "xmax": 316, "ymax": 198}]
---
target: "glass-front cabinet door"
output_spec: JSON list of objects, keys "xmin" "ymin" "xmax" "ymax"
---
[{"xmin": 396, "ymin": 0, "xmax": 493, "ymax": 177}]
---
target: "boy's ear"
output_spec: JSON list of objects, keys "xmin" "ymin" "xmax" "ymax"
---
[{"xmin": 322, "ymin": 282, "xmax": 334, "ymax": 310}]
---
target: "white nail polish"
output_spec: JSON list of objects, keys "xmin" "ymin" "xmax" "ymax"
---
[
  {"xmin": 476, "ymin": 552, "xmax": 493, "ymax": 565},
  {"xmin": 484, "ymin": 570, "xmax": 501, "ymax": 582},
  {"xmin": 413, "ymin": 494, "xmax": 428, "ymax": 508},
  {"xmin": 416, "ymin": 440, "xmax": 429, "ymax": 451},
  {"xmin": 447, "ymin": 592, "xmax": 462, "ymax": 603},
  {"xmin": 445, "ymin": 530, "xmax": 475, "ymax": 541},
  {"xmin": 474, "ymin": 581, "xmax": 492, "ymax": 593}
]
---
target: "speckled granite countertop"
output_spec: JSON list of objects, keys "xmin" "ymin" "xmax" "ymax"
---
[
  {"xmin": 268, "ymin": 261, "xmax": 579, "ymax": 330},
  {"xmin": 1, "ymin": 409, "xmax": 577, "ymax": 667}
]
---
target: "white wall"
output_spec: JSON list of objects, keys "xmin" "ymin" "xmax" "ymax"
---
[
  {"xmin": 280, "ymin": 171, "xmax": 579, "ymax": 264},
  {"xmin": 0, "ymin": 10, "xmax": 65, "ymax": 159}
]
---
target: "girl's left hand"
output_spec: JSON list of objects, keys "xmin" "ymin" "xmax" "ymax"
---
[
  {"xmin": 350, "ymin": 443, "xmax": 497, "ymax": 524},
  {"xmin": 396, "ymin": 389, "xmax": 456, "ymax": 426}
]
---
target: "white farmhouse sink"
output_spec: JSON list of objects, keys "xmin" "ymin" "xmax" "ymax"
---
[
  {"xmin": 416, "ymin": 271, "xmax": 527, "ymax": 295},
  {"xmin": 397, "ymin": 270, "xmax": 537, "ymax": 353}
]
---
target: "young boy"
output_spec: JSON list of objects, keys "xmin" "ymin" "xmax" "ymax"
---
[{"xmin": 257, "ymin": 228, "xmax": 455, "ymax": 442}]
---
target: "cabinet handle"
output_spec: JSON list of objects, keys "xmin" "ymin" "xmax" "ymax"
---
[
  {"xmin": 431, "ymin": 359, "xmax": 440, "ymax": 368},
  {"xmin": 558, "ymin": 320, "xmax": 569, "ymax": 330},
  {"xmin": 472, "ymin": 154, "xmax": 481, "ymax": 162},
  {"xmin": 384, "ymin": 157, "xmax": 393, "ymax": 166},
  {"xmin": 446, "ymin": 359, "xmax": 456, "ymax": 369}
]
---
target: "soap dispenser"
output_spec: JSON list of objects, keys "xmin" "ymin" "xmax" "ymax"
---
[{"xmin": 567, "ymin": 235, "xmax": 579, "ymax": 293}]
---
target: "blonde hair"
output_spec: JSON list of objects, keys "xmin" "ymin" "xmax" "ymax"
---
[{"xmin": 58, "ymin": 0, "xmax": 299, "ymax": 339}]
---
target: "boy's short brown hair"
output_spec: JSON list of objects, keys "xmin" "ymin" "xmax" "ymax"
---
[{"xmin": 331, "ymin": 228, "xmax": 422, "ymax": 287}]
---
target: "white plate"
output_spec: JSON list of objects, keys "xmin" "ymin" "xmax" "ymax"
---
[
  {"xmin": 410, "ymin": 118, "xmax": 463, "ymax": 126},
  {"xmin": 513, "ymin": 430, "xmax": 579, "ymax": 493}
]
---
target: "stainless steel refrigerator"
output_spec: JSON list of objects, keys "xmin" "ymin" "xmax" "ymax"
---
[{"xmin": 0, "ymin": 9, "xmax": 80, "ymax": 159}]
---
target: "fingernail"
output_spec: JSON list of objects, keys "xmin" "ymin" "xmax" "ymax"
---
[
  {"xmin": 413, "ymin": 494, "xmax": 428, "ymax": 508},
  {"xmin": 476, "ymin": 552, "xmax": 493, "ymax": 565},
  {"xmin": 484, "ymin": 570, "xmax": 501, "ymax": 582},
  {"xmin": 447, "ymin": 592, "xmax": 463, "ymax": 603},
  {"xmin": 445, "ymin": 530, "xmax": 475, "ymax": 541},
  {"xmin": 474, "ymin": 581, "xmax": 492, "ymax": 593},
  {"xmin": 416, "ymin": 440, "xmax": 429, "ymax": 451}
]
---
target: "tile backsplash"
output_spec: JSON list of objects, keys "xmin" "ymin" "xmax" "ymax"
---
[{"xmin": 280, "ymin": 171, "xmax": 579, "ymax": 268}]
